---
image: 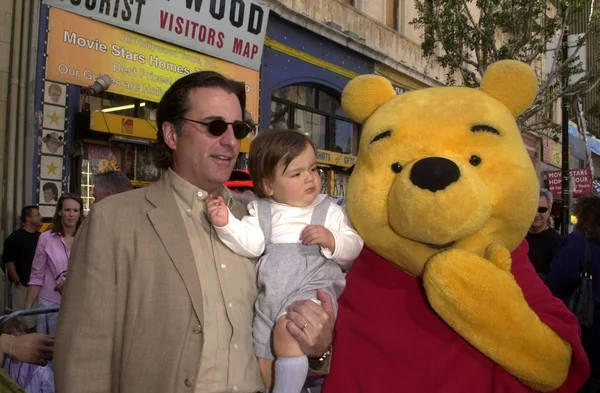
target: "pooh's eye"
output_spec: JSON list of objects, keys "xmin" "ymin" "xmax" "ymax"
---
[
  {"xmin": 391, "ymin": 162, "xmax": 403, "ymax": 173},
  {"xmin": 469, "ymin": 155, "xmax": 482, "ymax": 166}
]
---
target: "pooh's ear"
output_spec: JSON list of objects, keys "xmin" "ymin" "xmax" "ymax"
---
[
  {"xmin": 342, "ymin": 75, "xmax": 397, "ymax": 123},
  {"xmin": 480, "ymin": 60, "xmax": 538, "ymax": 117}
]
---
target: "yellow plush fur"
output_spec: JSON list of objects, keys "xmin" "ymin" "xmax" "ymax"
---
[{"xmin": 342, "ymin": 60, "xmax": 572, "ymax": 391}]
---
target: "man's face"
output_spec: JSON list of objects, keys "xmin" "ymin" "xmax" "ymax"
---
[
  {"xmin": 531, "ymin": 195, "xmax": 550, "ymax": 230},
  {"xmin": 165, "ymin": 87, "xmax": 242, "ymax": 192},
  {"xmin": 43, "ymin": 189, "xmax": 54, "ymax": 202},
  {"xmin": 50, "ymin": 88, "xmax": 61, "ymax": 103},
  {"xmin": 26, "ymin": 209, "xmax": 43, "ymax": 227}
]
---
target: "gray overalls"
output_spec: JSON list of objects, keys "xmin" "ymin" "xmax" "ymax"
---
[{"xmin": 253, "ymin": 197, "xmax": 346, "ymax": 359}]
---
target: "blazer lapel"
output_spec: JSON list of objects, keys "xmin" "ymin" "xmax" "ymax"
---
[{"xmin": 146, "ymin": 176, "xmax": 204, "ymax": 323}]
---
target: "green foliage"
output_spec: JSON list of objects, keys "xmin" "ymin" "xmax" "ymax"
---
[{"xmin": 411, "ymin": 0, "xmax": 600, "ymax": 136}]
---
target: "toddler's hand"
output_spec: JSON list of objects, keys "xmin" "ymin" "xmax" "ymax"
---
[
  {"xmin": 207, "ymin": 195, "xmax": 229, "ymax": 227},
  {"xmin": 301, "ymin": 225, "xmax": 335, "ymax": 251}
]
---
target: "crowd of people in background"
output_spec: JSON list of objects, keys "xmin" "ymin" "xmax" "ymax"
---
[
  {"xmin": 0, "ymin": 170, "xmax": 133, "ymax": 391},
  {"xmin": 526, "ymin": 189, "xmax": 600, "ymax": 393}
]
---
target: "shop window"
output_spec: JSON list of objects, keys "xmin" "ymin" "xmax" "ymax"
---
[
  {"xmin": 295, "ymin": 109, "xmax": 327, "ymax": 149},
  {"xmin": 386, "ymin": 0, "xmax": 399, "ymax": 30},
  {"xmin": 82, "ymin": 90, "xmax": 158, "ymax": 120},
  {"xmin": 271, "ymin": 84, "xmax": 360, "ymax": 155},
  {"xmin": 271, "ymin": 101, "xmax": 290, "ymax": 130},
  {"xmin": 273, "ymin": 85, "xmax": 317, "ymax": 108},
  {"xmin": 332, "ymin": 119, "xmax": 359, "ymax": 154},
  {"xmin": 80, "ymin": 142, "xmax": 163, "ymax": 215}
]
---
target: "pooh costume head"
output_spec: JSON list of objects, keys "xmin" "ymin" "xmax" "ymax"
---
[{"xmin": 344, "ymin": 60, "xmax": 539, "ymax": 276}]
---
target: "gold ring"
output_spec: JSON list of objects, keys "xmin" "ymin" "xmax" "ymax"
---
[{"xmin": 302, "ymin": 322, "xmax": 308, "ymax": 330}]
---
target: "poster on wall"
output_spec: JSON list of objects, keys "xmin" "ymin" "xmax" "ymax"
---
[
  {"xmin": 43, "ymin": 0, "xmax": 270, "ymax": 71},
  {"xmin": 135, "ymin": 147, "xmax": 161, "ymax": 182},
  {"xmin": 40, "ymin": 155, "xmax": 63, "ymax": 180},
  {"xmin": 42, "ymin": 104, "xmax": 66, "ymax": 131},
  {"xmin": 333, "ymin": 173, "xmax": 349, "ymax": 198},
  {"xmin": 39, "ymin": 205, "xmax": 57, "ymax": 220},
  {"xmin": 45, "ymin": 8, "xmax": 260, "ymax": 118},
  {"xmin": 41, "ymin": 130, "xmax": 65, "ymax": 155},
  {"xmin": 43, "ymin": 80, "xmax": 67, "ymax": 106},
  {"xmin": 39, "ymin": 180, "xmax": 62, "ymax": 205},
  {"xmin": 87, "ymin": 145, "xmax": 122, "ymax": 176}
]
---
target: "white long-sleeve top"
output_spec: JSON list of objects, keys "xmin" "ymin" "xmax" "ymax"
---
[{"xmin": 213, "ymin": 195, "xmax": 363, "ymax": 267}]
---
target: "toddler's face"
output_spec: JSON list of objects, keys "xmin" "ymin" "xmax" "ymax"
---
[{"xmin": 264, "ymin": 145, "xmax": 322, "ymax": 207}]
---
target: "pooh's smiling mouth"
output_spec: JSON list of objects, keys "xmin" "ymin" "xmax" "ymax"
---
[{"xmin": 422, "ymin": 241, "xmax": 456, "ymax": 250}]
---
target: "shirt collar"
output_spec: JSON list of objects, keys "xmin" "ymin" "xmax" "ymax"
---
[{"xmin": 168, "ymin": 168, "xmax": 234, "ymax": 210}]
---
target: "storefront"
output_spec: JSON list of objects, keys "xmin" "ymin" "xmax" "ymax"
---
[
  {"xmin": 258, "ymin": 14, "xmax": 375, "ymax": 198},
  {"xmin": 34, "ymin": 1, "xmax": 268, "ymax": 218}
]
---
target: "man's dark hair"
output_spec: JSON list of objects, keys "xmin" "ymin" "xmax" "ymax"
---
[
  {"xmin": 154, "ymin": 71, "xmax": 247, "ymax": 169},
  {"xmin": 94, "ymin": 171, "xmax": 133, "ymax": 195},
  {"xmin": 20, "ymin": 206, "xmax": 38, "ymax": 224},
  {"xmin": 574, "ymin": 193, "xmax": 600, "ymax": 242},
  {"xmin": 248, "ymin": 130, "xmax": 316, "ymax": 199}
]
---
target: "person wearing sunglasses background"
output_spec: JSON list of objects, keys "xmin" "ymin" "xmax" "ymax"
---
[
  {"xmin": 526, "ymin": 188, "xmax": 563, "ymax": 281},
  {"xmin": 54, "ymin": 71, "xmax": 333, "ymax": 393}
]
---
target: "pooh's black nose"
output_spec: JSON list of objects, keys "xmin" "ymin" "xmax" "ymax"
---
[{"xmin": 410, "ymin": 157, "xmax": 460, "ymax": 192}]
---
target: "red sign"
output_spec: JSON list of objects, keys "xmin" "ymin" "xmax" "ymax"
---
[
  {"xmin": 545, "ymin": 168, "xmax": 592, "ymax": 197},
  {"xmin": 121, "ymin": 118, "xmax": 134, "ymax": 135}
]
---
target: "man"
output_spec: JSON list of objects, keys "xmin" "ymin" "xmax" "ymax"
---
[
  {"xmin": 93, "ymin": 170, "xmax": 133, "ymax": 203},
  {"xmin": 2, "ymin": 206, "xmax": 42, "ymax": 310},
  {"xmin": 55, "ymin": 71, "xmax": 333, "ymax": 393},
  {"xmin": 526, "ymin": 188, "xmax": 563, "ymax": 280}
]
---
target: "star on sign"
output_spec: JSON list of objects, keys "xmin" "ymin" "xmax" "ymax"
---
[
  {"xmin": 48, "ymin": 111, "xmax": 60, "ymax": 126},
  {"xmin": 46, "ymin": 161, "xmax": 58, "ymax": 175}
]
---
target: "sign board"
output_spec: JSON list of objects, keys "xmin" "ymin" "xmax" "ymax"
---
[
  {"xmin": 44, "ymin": 0, "xmax": 270, "ymax": 70},
  {"xmin": 541, "ymin": 136, "xmax": 572, "ymax": 168},
  {"xmin": 46, "ymin": 8, "xmax": 259, "ymax": 118},
  {"xmin": 546, "ymin": 168, "xmax": 592, "ymax": 197}
]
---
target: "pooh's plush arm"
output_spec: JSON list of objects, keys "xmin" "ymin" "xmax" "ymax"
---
[{"xmin": 424, "ymin": 241, "xmax": 589, "ymax": 392}]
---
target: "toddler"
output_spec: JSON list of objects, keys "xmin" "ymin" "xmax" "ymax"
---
[{"xmin": 207, "ymin": 130, "xmax": 363, "ymax": 393}]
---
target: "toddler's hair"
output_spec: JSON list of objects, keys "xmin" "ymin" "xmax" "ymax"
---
[{"xmin": 248, "ymin": 130, "xmax": 316, "ymax": 198}]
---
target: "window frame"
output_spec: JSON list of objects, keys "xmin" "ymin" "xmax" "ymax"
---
[{"xmin": 271, "ymin": 84, "xmax": 361, "ymax": 155}]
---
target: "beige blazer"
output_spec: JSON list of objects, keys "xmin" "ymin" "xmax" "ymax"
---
[{"xmin": 54, "ymin": 174, "xmax": 259, "ymax": 393}]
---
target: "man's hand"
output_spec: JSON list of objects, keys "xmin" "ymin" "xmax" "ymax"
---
[
  {"xmin": 1, "ymin": 333, "xmax": 54, "ymax": 366},
  {"xmin": 206, "ymin": 195, "xmax": 229, "ymax": 227},
  {"xmin": 285, "ymin": 289, "xmax": 334, "ymax": 357},
  {"xmin": 301, "ymin": 225, "xmax": 335, "ymax": 251}
]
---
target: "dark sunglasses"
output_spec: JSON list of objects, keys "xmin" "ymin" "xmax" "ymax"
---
[
  {"xmin": 537, "ymin": 207, "xmax": 549, "ymax": 213},
  {"xmin": 181, "ymin": 118, "xmax": 252, "ymax": 140}
]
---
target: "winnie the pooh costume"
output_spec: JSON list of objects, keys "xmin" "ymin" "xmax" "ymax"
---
[{"xmin": 321, "ymin": 61, "xmax": 589, "ymax": 392}]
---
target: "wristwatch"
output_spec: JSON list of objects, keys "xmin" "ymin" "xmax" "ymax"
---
[
  {"xmin": 308, "ymin": 349, "xmax": 331, "ymax": 370},
  {"xmin": 14, "ymin": 280, "xmax": 20, "ymax": 286}
]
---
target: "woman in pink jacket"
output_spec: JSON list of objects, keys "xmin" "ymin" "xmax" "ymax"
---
[{"xmin": 25, "ymin": 194, "xmax": 83, "ymax": 335}]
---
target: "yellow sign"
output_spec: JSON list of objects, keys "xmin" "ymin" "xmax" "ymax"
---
[
  {"xmin": 90, "ymin": 112, "xmax": 157, "ymax": 140},
  {"xmin": 316, "ymin": 150, "xmax": 356, "ymax": 168},
  {"xmin": 47, "ymin": 8, "xmax": 259, "ymax": 118}
]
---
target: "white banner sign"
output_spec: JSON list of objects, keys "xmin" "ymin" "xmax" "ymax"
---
[{"xmin": 43, "ymin": 0, "xmax": 270, "ymax": 71}]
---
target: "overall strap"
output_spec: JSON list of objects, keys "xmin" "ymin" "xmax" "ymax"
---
[
  {"xmin": 256, "ymin": 199, "xmax": 273, "ymax": 246},
  {"xmin": 309, "ymin": 196, "xmax": 331, "ymax": 226}
]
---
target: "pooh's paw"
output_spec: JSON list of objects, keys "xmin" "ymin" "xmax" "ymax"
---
[
  {"xmin": 423, "ymin": 248, "xmax": 520, "ymax": 303},
  {"xmin": 422, "ymin": 247, "xmax": 527, "ymax": 338}
]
